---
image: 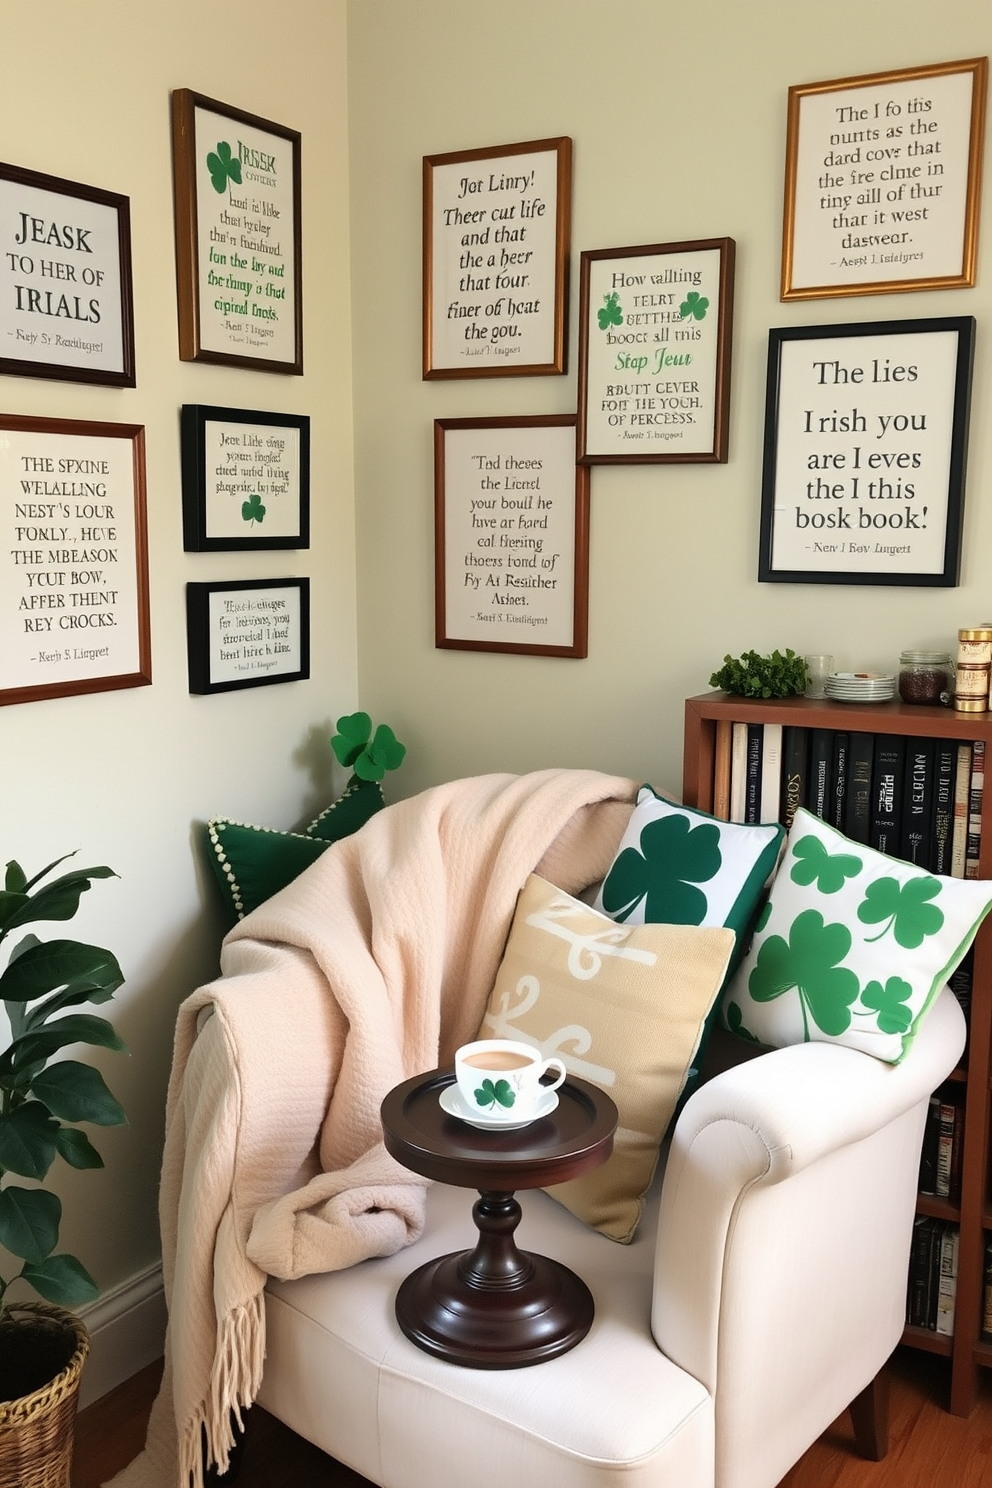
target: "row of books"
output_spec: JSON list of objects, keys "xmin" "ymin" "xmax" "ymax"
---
[
  {"xmin": 717, "ymin": 722, "xmax": 986, "ymax": 879},
  {"xmin": 918, "ymin": 1085, "xmax": 965, "ymax": 1204},
  {"xmin": 907, "ymin": 1217, "xmax": 959, "ymax": 1334}
]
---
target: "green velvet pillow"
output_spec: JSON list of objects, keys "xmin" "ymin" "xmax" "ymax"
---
[
  {"xmin": 722, "ymin": 807, "xmax": 992, "ymax": 1062},
  {"xmin": 207, "ymin": 779, "xmax": 385, "ymax": 925}
]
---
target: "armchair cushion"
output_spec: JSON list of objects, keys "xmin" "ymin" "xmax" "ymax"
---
[
  {"xmin": 477, "ymin": 874, "xmax": 734, "ymax": 1240},
  {"xmin": 722, "ymin": 807, "xmax": 992, "ymax": 1061}
]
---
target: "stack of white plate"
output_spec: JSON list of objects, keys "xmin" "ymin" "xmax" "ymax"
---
[{"xmin": 823, "ymin": 670, "xmax": 896, "ymax": 702}]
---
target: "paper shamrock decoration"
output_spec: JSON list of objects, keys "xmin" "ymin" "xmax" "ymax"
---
[
  {"xmin": 331, "ymin": 712, "xmax": 406, "ymax": 783},
  {"xmin": 206, "ymin": 140, "xmax": 242, "ymax": 195}
]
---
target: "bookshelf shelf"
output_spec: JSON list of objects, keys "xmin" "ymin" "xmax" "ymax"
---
[{"xmin": 683, "ymin": 690, "xmax": 992, "ymax": 1418}]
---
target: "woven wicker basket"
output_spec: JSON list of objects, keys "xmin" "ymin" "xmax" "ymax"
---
[{"xmin": 0, "ymin": 1303, "xmax": 89, "ymax": 1488}]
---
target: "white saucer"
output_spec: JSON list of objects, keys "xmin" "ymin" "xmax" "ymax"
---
[{"xmin": 438, "ymin": 1084, "xmax": 559, "ymax": 1131}]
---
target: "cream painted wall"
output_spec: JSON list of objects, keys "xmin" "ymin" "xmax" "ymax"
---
[
  {"xmin": 347, "ymin": 0, "xmax": 991, "ymax": 799},
  {"xmin": 1, "ymin": 2, "xmax": 356, "ymax": 1297}
]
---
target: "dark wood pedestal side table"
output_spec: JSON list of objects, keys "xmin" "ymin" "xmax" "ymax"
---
[{"xmin": 380, "ymin": 1068, "xmax": 617, "ymax": 1369}]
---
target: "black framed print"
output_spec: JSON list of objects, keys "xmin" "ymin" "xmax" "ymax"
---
[
  {"xmin": 759, "ymin": 316, "xmax": 975, "ymax": 586},
  {"xmin": 186, "ymin": 577, "xmax": 309, "ymax": 693},
  {"xmin": 181, "ymin": 405, "xmax": 310, "ymax": 551}
]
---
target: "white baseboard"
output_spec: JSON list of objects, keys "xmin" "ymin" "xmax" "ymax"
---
[{"xmin": 76, "ymin": 1262, "xmax": 166, "ymax": 1408}]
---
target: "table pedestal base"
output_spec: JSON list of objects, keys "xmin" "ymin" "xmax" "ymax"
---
[{"xmin": 394, "ymin": 1189, "xmax": 594, "ymax": 1368}]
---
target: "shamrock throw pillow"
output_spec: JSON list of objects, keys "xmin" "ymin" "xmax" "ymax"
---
[
  {"xmin": 722, "ymin": 807, "xmax": 992, "ymax": 1063},
  {"xmin": 477, "ymin": 874, "xmax": 734, "ymax": 1241}
]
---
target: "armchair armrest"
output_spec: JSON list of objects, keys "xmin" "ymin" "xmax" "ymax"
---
[{"xmin": 652, "ymin": 985, "xmax": 965, "ymax": 1394}]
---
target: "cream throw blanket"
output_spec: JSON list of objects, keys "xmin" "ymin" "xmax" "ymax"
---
[{"xmin": 108, "ymin": 769, "xmax": 636, "ymax": 1488}]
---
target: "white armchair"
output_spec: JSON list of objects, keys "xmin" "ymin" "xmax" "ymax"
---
[{"xmin": 241, "ymin": 983, "xmax": 964, "ymax": 1488}]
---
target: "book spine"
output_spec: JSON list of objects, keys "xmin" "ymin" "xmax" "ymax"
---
[
  {"xmin": 713, "ymin": 719, "xmax": 732, "ymax": 821},
  {"xmin": 935, "ymin": 1224, "xmax": 959, "ymax": 1337},
  {"xmin": 951, "ymin": 742, "xmax": 972, "ymax": 878},
  {"xmin": 908, "ymin": 1216, "xmax": 936, "ymax": 1328},
  {"xmin": 900, "ymin": 737, "xmax": 936, "ymax": 870},
  {"xmin": 759, "ymin": 723, "xmax": 783, "ymax": 825},
  {"xmin": 830, "ymin": 731, "xmax": 849, "ymax": 830},
  {"xmin": 806, "ymin": 728, "xmax": 833, "ymax": 821},
  {"xmin": 931, "ymin": 742, "xmax": 957, "ymax": 876},
  {"xmin": 780, "ymin": 726, "xmax": 808, "ymax": 832},
  {"xmin": 730, "ymin": 722, "xmax": 748, "ymax": 824},
  {"xmin": 918, "ymin": 1093, "xmax": 940, "ymax": 1196},
  {"xmin": 744, "ymin": 724, "xmax": 763, "ymax": 824},
  {"xmin": 935, "ymin": 1097, "xmax": 956, "ymax": 1199},
  {"xmin": 844, "ymin": 732, "xmax": 874, "ymax": 844},
  {"xmin": 870, "ymin": 736, "xmax": 906, "ymax": 857},
  {"xmin": 966, "ymin": 738, "xmax": 985, "ymax": 879}
]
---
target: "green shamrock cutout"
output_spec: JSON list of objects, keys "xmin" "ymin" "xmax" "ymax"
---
[
  {"xmin": 857, "ymin": 876, "xmax": 944, "ymax": 948},
  {"xmin": 207, "ymin": 141, "xmax": 242, "ymax": 195},
  {"xmin": 597, "ymin": 291, "xmax": 623, "ymax": 330},
  {"xmin": 601, "ymin": 813, "xmax": 721, "ymax": 924},
  {"xmin": 241, "ymin": 494, "xmax": 266, "ymax": 526},
  {"xmin": 748, "ymin": 907, "xmax": 859, "ymax": 1039},
  {"xmin": 860, "ymin": 976, "xmax": 914, "ymax": 1035},
  {"xmin": 331, "ymin": 712, "xmax": 407, "ymax": 783},
  {"xmin": 790, "ymin": 835, "xmax": 862, "ymax": 894},
  {"xmin": 474, "ymin": 1078, "xmax": 515, "ymax": 1110},
  {"xmin": 679, "ymin": 291, "xmax": 709, "ymax": 321}
]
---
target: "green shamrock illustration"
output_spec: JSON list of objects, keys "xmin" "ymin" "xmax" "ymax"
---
[
  {"xmin": 724, "ymin": 1000, "xmax": 763, "ymax": 1044},
  {"xmin": 474, "ymin": 1078, "xmax": 515, "ymax": 1110},
  {"xmin": 790, "ymin": 835, "xmax": 862, "ymax": 894},
  {"xmin": 679, "ymin": 291, "xmax": 709, "ymax": 321},
  {"xmin": 331, "ymin": 711, "xmax": 407, "ymax": 783},
  {"xmin": 748, "ymin": 907, "xmax": 860, "ymax": 1039},
  {"xmin": 241, "ymin": 494, "xmax": 266, "ymax": 527},
  {"xmin": 601, "ymin": 813, "xmax": 721, "ymax": 924},
  {"xmin": 860, "ymin": 976, "xmax": 914, "ymax": 1035},
  {"xmin": 207, "ymin": 140, "xmax": 242, "ymax": 195},
  {"xmin": 597, "ymin": 291, "xmax": 624, "ymax": 330},
  {"xmin": 857, "ymin": 876, "xmax": 944, "ymax": 947}
]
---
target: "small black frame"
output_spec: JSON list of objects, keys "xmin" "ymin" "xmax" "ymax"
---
[
  {"xmin": 186, "ymin": 577, "xmax": 310, "ymax": 694},
  {"xmin": 181, "ymin": 404, "xmax": 310, "ymax": 551}
]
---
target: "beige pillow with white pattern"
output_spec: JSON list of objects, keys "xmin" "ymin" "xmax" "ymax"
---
[{"xmin": 477, "ymin": 874, "xmax": 734, "ymax": 1241}]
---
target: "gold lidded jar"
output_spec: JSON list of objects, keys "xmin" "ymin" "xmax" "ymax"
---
[
  {"xmin": 955, "ymin": 627, "xmax": 992, "ymax": 712},
  {"xmin": 898, "ymin": 650, "xmax": 953, "ymax": 706}
]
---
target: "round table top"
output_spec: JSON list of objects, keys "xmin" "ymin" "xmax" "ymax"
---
[{"xmin": 381, "ymin": 1067, "xmax": 617, "ymax": 1190}]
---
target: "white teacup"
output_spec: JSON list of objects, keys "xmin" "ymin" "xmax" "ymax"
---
[{"xmin": 454, "ymin": 1039, "xmax": 567, "ymax": 1123}]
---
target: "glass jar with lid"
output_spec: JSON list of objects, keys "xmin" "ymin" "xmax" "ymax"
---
[{"xmin": 898, "ymin": 649, "xmax": 954, "ymax": 706}]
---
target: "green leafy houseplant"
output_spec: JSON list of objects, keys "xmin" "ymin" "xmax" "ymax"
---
[
  {"xmin": 709, "ymin": 648, "xmax": 808, "ymax": 700},
  {"xmin": 0, "ymin": 854, "xmax": 126, "ymax": 1319}
]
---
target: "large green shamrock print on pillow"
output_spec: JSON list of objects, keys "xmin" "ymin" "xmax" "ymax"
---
[
  {"xmin": 857, "ymin": 876, "xmax": 944, "ymax": 947},
  {"xmin": 790, "ymin": 834, "xmax": 862, "ymax": 893},
  {"xmin": 748, "ymin": 907, "xmax": 860, "ymax": 1039},
  {"xmin": 601, "ymin": 813, "xmax": 721, "ymax": 924}
]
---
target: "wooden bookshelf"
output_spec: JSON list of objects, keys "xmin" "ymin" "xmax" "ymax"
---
[{"xmin": 683, "ymin": 690, "xmax": 992, "ymax": 1417}]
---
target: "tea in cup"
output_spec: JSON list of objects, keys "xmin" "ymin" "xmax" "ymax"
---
[{"xmin": 454, "ymin": 1039, "xmax": 566, "ymax": 1123}]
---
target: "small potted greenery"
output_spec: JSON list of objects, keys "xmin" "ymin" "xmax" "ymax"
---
[
  {"xmin": 709, "ymin": 648, "xmax": 808, "ymax": 700},
  {"xmin": 0, "ymin": 853, "xmax": 126, "ymax": 1486}
]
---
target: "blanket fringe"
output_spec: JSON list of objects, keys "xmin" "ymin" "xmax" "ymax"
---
[{"xmin": 179, "ymin": 1295, "xmax": 266, "ymax": 1488}]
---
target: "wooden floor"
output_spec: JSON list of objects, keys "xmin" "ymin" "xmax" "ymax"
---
[{"xmin": 72, "ymin": 1345, "xmax": 992, "ymax": 1488}]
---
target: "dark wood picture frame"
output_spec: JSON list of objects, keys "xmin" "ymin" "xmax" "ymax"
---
[
  {"xmin": 172, "ymin": 89, "xmax": 303, "ymax": 374},
  {"xmin": 186, "ymin": 577, "xmax": 310, "ymax": 694},
  {"xmin": 0, "ymin": 414, "xmax": 150, "ymax": 706},
  {"xmin": 423, "ymin": 137, "xmax": 571, "ymax": 379},
  {"xmin": 781, "ymin": 56, "xmax": 988, "ymax": 301},
  {"xmin": 759, "ymin": 316, "xmax": 975, "ymax": 587},
  {"xmin": 434, "ymin": 415, "xmax": 589, "ymax": 658},
  {"xmin": 0, "ymin": 161, "xmax": 135, "ymax": 387},
  {"xmin": 577, "ymin": 238, "xmax": 735, "ymax": 463},
  {"xmin": 181, "ymin": 404, "xmax": 310, "ymax": 551}
]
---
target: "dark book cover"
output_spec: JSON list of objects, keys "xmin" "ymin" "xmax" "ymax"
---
[
  {"xmin": 870, "ymin": 735, "xmax": 906, "ymax": 858},
  {"xmin": 900, "ymin": 737, "xmax": 936, "ymax": 870},
  {"xmin": 949, "ymin": 947, "xmax": 973, "ymax": 1060},
  {"xmin": 931, "ymin": 741, "xmax": 957, "ymax": 877},
  {"xmin": 844, "ymin": 732, "xmax": 875, "ymax": 844},
  {"xmin": 908, "ymin": 1216, "xmax": 938, "ymax": 1329},
  {"xmin": 830, "ymin": 731, "xmax": 849, "ymax": 831},
  {"xmin": 805, "ymin": 727, "xmax": 834, "ymax": 821},
  {"xmin": 918, "ymin": 1093, "xmax": 940, "ymax": 1196},
  {"xmin": 780, "ymin": 726, "xmax": 809, "ymax": 832},
  {"xmin": 744, "ymin": 723, "xmax": 763, "ymax": 825}
]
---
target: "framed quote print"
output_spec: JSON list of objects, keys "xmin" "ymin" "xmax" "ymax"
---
[
  {"xmin": 577, "ymin": 238, "xmax": 735, "ymax": 463},
  {"xmin": 759, "ymin": 316, "xmax": 975, "ymax": 586},
  {"xmin": 434, "ymin": 415, "xmax": 589, "ymax": 657},
  {"xmin": 423, "ymin": 137, "xmax": 571, "ymax": 379},
  {"xmin": 782, "ymin": 56, "xmax": 988, "ymax": 300},
  {"xmin": 186, "ymin": 577, "xmax": 310, "ymax": 694},
  {"xmin": 172, "ymin": 89, "xmax": 302, "ymax": 373},
  {"xmin": 181, "ymin": 405, "xmax": 310, "ymax": 551},
  {"xmin": 0, "ymin": 415, "xmax": 150, "ymax": 706},
  {"xmin": 0, "ymin": 161, "xmax": 135, "ymax": 386}
]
